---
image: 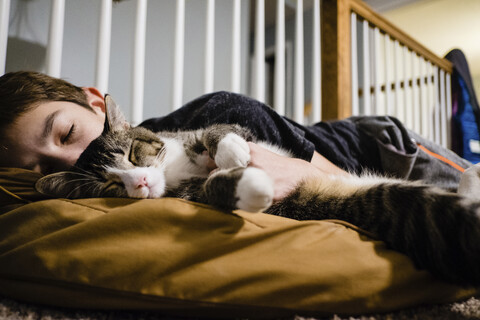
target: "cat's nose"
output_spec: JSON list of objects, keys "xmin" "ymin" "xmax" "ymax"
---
[{"xmin": 135, "ymin": 176, "xmax": 148, "ymax": 189}]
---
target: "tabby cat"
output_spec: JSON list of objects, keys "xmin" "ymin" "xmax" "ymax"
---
[{"xmin": 36, "ymin": 96, "xmax": 480, "ymax": 286}]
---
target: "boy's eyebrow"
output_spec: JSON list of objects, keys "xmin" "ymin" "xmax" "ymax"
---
[{"xmin": 42, "ymin": 110, "xmax": 61, "ymax": 139}]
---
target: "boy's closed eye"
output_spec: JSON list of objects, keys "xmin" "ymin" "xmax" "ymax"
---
[{"xmin": 61, "ymin": 124, "xmax": 76, "ymax": 144}]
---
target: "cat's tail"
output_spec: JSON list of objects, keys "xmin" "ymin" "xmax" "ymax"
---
[{"xmin": 267, "ymin": 174, "xmax": 480, "ymax": 286}]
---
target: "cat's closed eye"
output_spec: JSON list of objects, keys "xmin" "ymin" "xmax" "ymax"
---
[{"xmin": 129, "ymin": 139, "xmax": 164, "ymax": 166}]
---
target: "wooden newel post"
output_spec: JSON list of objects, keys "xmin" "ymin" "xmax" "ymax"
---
[{"xmin": 321, "ymin": 0, "xmax": 352, "ymax": 120}]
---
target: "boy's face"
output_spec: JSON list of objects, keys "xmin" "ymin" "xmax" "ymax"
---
[{"xmin": 0, "ymin": 100, "xmax": 105, "ymax": 174}]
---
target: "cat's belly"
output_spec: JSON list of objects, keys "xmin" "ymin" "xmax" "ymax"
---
[{"xmin": 165, "ymin": 166, "xmax": 207, "ymax": 189}]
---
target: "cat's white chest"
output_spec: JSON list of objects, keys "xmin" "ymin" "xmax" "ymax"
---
[{"xmin": 161, "ymin": 138, "xmax": 209, "ymax": 188}]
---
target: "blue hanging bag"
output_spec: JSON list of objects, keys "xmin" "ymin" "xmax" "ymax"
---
[{"xmin": 446, "ymin": 49, "xmax": 480, "ymax": 163}]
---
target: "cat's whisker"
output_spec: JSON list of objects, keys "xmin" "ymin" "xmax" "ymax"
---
[
  {"xmin": 65, "ymin": 181, "xmax": 99, "ymax": 198},
  {"xmin": 69, "ymin": 165, "xmax": 93, "ymax": 175},
  {"xmin": 62, "ymin": 177, "xmax": 100, "ymax": 185},
  {"xmin": 70, "ymin": 166, "xmax": 103, "ymax": 181},
  {"xmin": 155, "ymin": 147, "xmax": 166, "ymax": 163}
]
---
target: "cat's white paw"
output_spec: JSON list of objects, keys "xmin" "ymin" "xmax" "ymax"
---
[
  {"xmin": 458, "ymin": 163, "xmax": 480, "ymax": 198},
  {"xmin": 215, "ymin": 133, "xmax": 251, "ymax": 169},
  {"xmin": 235, "ymin": 167, "xmax": 273, "ymax": 212}
]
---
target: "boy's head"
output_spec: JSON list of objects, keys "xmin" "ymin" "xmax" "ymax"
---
[
  {"xmin": 0, "ymin": 71, "xmax": 93, "ymax": 132},
  {"xmin": 0, "ymin": 71, "xmax": 106, "ymax": 174}
]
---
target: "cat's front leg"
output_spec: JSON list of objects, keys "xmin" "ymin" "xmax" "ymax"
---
[
  {"xmin": 215, "ymin": 133, "xmax": 251, "ymax": 169},
  {"xmin": 205, "ymin": 167, "xmax": 274, "ymax": 212},
  {"xmin": 202, "ymin": 124, "xmax": 253, "ymax": 169}
]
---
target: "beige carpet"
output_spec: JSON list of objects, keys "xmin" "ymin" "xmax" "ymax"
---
[{"xmin": 1, "ymin": 296, "xmax": 479, "ymax": 320}]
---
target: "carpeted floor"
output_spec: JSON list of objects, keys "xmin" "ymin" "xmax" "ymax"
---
[{"xmin": 1, "ymin": 296, "xmax": 479, "ymax": 320}]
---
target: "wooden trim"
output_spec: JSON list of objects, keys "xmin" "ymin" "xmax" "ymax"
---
[
  {"xmin": 321, "ymin": 0, "xmax": 339, "ymax": 120},
  {"xmin": 321, "ymin": 0, "xmax": 352, "ymax": 120}
]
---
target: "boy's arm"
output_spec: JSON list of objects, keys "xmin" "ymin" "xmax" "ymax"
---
[
  {"xmin": 310, "ymin": 151, "xmax": 350, "ymax": 176},
  {"xmin": 247, "ymin": 143, "xmax": 348, "ymax": 201},
  {"xmin": 140, "ymin": 92, "xmax": 316, "ymax": 162}
]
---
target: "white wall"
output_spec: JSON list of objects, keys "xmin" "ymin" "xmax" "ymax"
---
[
  {"xmin": 382, "ymin": 0, "xmax": 480, "ymax": 99},
  {"xmin": 6, "ymin": 0, "xmax": 50, "ymax": 72},
  {"xmin": 6, "ymin": 0, "xmax": 250, "ymax": 122}
]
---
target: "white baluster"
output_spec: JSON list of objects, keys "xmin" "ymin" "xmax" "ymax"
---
[
  {"xmin": 373, "ymin": 27, "xmax": 382, "ymax": 115},
  {"xmin": 274, "ymin": 0, "xmax": 285, "ymax": 115},
  {"xmin": 426, "ymin": 62, "xmax": 434, "ymax": 141},
  {"xmin": 46, "ymin": 0, "xmax": 65, "ymax": 77},
  {"xmin": 254, "ymin": 0, "xmax": 265, "ymax": 102},
  {"xmin": 384, "ymin": 35, "xmax": 393, "ymax": 115},
  {"xmin": 172, "ymin": 0, "xmax": 185, "ymax": 110},
  {"xmin": 131, "ymin": 0, "xmax": 147, "ymax": 124},
  {"xmin": 433, "ymin": 65, "xmax": 440, "ymax": 144},
  {"xmin": 439, "ymin": 69, "xmax": 447, "ymax": 147},
  {"xmin": 204, "ymin": 0, "xmax": 215, "ymax": 94},
  {"xmin": 446, "ymin": 73, "xmax": 452, "ymax": 148},
  {"xmin": 393, "ymin": 40, "xmax": 401, "ymax": 121},
  {"xmin": 411, "ymin": 52, "xmax": 420, "ymax": 134},
  {"xmin": 362, "ymin": 20, "xmax": 371, "ymax": 115},
  {"xmin": 420, "ymin": 58, "xmax": 428, "ymax": 138},
  {"xmin": 95, "ymin": 0, "xmax": 112, "ymax": 94},
  {"xmin": 231, "ymin": 0, "xmax": 241, "ymax": 93},
  {"xmin": 0, "ymin": 0, "xmax": 10, "ymax": 75},
  {"xmin": 293, "ymin": 0, "xmax": 304, "ymax": 123},
  {"xmin": 404, "ymin": 46, "xmax": 412, "ymax": 129},
  {"xmin": 311, "ymin": 0, "xmax": 321, "ymax": 122},
  {"xmin": 351, "ymin": 13, "xmax": 359, "ymax": 116}
]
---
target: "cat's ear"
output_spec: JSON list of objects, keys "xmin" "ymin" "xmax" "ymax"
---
[
  {"xmin": 35, "ymin": 172, "xmax": 84, "ymax": 198},
  {"xmin": 103, "ymin": 95, "xmax": 130, "ymax": 133}
]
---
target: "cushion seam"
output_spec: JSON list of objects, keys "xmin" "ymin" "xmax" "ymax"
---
[{"xmin": 56, "ymin": 199, "xmax": 109, "ymax": 213}]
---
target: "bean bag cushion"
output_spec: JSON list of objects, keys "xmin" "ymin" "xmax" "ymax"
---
[{"xmin": 0, "ymin": 168, "xmax": 476, "ymax": 318}]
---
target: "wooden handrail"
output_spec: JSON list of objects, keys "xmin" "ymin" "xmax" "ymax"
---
[
  {"xmin": 348, "ymin": 0, "xmax": 452, "ymax": 73},
  {"xmin": 321, "ymin": 0, "xmax": 452, "ymax": 121}
]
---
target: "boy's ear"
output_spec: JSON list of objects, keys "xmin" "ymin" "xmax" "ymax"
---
[
  {"xmin": 82, "ymin": 87, "xmax": 105, "ymax": 113},
  {"xmin": 104, "ymin": 95, "xmax": 130, "ymax": 133}
]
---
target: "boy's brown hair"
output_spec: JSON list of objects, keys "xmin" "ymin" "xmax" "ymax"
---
[{"xmin": 0, "ymin": 71, "xmax": 93, "ymax": 136}]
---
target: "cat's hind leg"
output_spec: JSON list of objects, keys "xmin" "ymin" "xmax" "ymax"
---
[
  {"xmin": 204, "ymin": 167, "xmax": 273, "ymax": 212},
  {"xmin": 236, "ymin": 167, "xmax": 274, "ymax": 212}
]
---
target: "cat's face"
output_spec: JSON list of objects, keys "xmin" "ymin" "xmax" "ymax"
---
[{"xmin": 35, "ymin": 96, "xmax": 167, "ymax": 199}]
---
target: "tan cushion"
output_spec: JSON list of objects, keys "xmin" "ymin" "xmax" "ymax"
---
[
  {"xmin": 0, "ymin": 168, "xmax": 46, "ymax": 213},
  {"xmin": 0, "ymin": 167, "xmax": 476, "ymax": 317}
]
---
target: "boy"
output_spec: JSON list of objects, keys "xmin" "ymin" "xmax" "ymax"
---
[
  {"xmin": 0, "ymin": 71, "xmax": 471, "ymax": 199},
  {"xmin": 0, "ymin": 71, "xmax": 106, "ymax": 175}
]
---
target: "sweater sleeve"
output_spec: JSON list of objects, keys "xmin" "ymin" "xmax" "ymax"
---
[{"xmin": 139, "ymin": 91, "xmax": 315, "ymax": 161}]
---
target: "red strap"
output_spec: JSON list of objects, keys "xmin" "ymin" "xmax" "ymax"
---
[{"xmin": 417, "ymin": 144, "xmax": 465, "ymax": 173}]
